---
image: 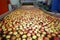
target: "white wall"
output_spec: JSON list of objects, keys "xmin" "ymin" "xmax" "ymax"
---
[
  {"xmin": 21, "ymin": 0, "xmax": 36, "ymax": 3},
  {"xmin": 37, "ymin": 0, "xmax": 46, "ymax": 2},
  {"xmin": 37, "ymin": 0, "xmax": 42, "ymax": 1},
  {"xmin": 10, "ymin": 0, "xmax": 20, "ymax": 5}
]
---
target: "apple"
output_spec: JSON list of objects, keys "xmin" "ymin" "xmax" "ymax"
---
[
  {"xmin": 55, "ymin": 32, "xmax": 58, "ymax": 35},
  {"xmin": 2, "ymin": 25, "xmax": 5, "ymax": 30},
  {"xmin": 16, "ymin": 27, "xmax": 19, "ymax": 31},
  {"xmin": 36, "ymin": 33, "xmax": 40, "ymax": 37},
  {"xmin": 51, "ymin": 33, "xmax": 56, "ymax": 37},
  {"xmin": 8, "ymin": 28, "xmax": 12, "ymax": 31},
  {"xmin": 32, "ymin": 35, "xmax": 37, "ymax": 39},
  {"xmin": 24, "ymin": 30, "xmax": 27, "ymax": 34},
  {"xmin": 2, "ymin": 34, "xmax": 6, "ymax": 37},
  {"xmin": 29, "ymin": 30, "xmax": 33, "ymax": 34},
  {"xmin": 11, "ymin": 35, "xmax": 16, "ymax": 40},
  {"xmin": 34, "ymin": 30, "xmax": 37, "ymax": 34},
  {"xmin": 16, "ymin": 34, "xmax": 20, "ymax": 38},
  {"xmin": 58, "ymin": 34, "xmax": 60, "ymax": 38},
  {"xmin": 54, "ymin": 36, "xmax": 59, "ymax": 40},
  {"xmin": 42, "ymin": 32, "xmax": 46, "ymax": 35},
  {"xmin": 49, "ymin": 30, "xmax": 54, "ymax": 33},
  {"xmin": 27, "ymin": 33, "xmax": 31, "ymax": 37},
  {"xmin": 47, "ymin": 34, "xmax": 52, "ymax": 38},
  {"xmin": 6, "ymin": 35, "xmax": 10, "ymax": 39},
  {"xmin": 16, "ymin": 38, "xmax": 21, "ymax": 40},
  {"xmin": 45, "ymin": 28, "xmax": 49, "ymax": 32},
  {"xmin": 44, "ymin": 37, "xmax": 49, "ymax": 40},
  {"xmin": 22, "ymin": 39, "xmax": 26, "ymax": 40},
  {"xmin": 27, "ymin": 37, "xmax": 32, "ymax": 40},
  {"xmin": 19, "ymin": 27, "xmax": 23, "ymax": 30},
  {"xmin": 13, "ymin": 32, "xmax": 18, "ymax": 35},
  {"xmin": 22, "ymin": 35, "xmax": 27, "ymax": 39},
  {"xmin": 7, "ymin": 39, "xmax": 10, "ymax": 40},
  {"xmin": 38, "ymin": 36, "xmax": 43, "ymax": 40},
  {"xmin": 3, "ymin": 31, "xmax": 8, "ymax": 34},
  {"xmin": 9, "ymin": 31, "xmax": 13, "ymax": 35},
  {"xmin": 0, "ymin": 23, "xmax": 2, "ymax": 27}
]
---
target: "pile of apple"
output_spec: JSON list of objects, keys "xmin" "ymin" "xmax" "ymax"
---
[{"xmin": 0, "ymin": 8, "xmax": 60, "ymax": 40}]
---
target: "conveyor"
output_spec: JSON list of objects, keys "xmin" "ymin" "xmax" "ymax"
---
[{"xmin": 0, "ymin": 5, "xmax": 60, "ymax": 40}]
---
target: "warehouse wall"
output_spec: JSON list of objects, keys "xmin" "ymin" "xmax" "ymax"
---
[{"xmin": 37, "ymin": 0, "xmax": 51, "ymax": 5}]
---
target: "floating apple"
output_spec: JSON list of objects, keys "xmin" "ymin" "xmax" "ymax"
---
[
  {"xmin": 6, "ymin": 35, "xmax": 10, "ymax": 39},
  {"xmin": 11, "ymin": 35, "xmax": 16, "ymax": 40},
  {"xmin": 22, "ymin": 39, "xmax": 26, "ymax": 40},
  {"xmin": 32, "ymin": 35, "xmax": 37, "ymax": 39},
  {"xmin": 54, "ymin": 36, "xmax": 59, "ymax": 40},
  {"xmin": 22, "ymin": 35, "xmax": 27, "ymax": 39},
  {"xmin": 16, "ymin": 38, "xmax": 21, "ymax": 40},
  {"xmin": 27, "ymin": 37, "xmax": 32, "ymax": 40},
  {"xmin": 38, "ymin": 36, "xmax": 43, "ymax": 40}
]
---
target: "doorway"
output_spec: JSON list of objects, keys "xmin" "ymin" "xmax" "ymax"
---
[{"xmin": 20, "ymin": 0, "xmax": 36, "ymax": 5}]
